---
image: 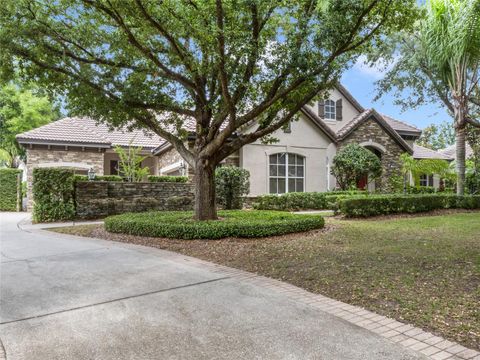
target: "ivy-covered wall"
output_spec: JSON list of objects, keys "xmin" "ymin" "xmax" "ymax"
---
[
  {"xmin": 32, "ymin": 168, "xmax": 76, "ymax": 222},
  {"xmin": 0, "ymin": 168, "xmax": 22, "ymax": 211}
]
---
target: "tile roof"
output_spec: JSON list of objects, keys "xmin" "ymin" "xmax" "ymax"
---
[
  {"xmin": 16, "ymin": 117, "xmax": 165, "ymax": 150},
  {"xmin": 413, "ymin": 144, "xmax": 453, "ymax": 160},
  {"xmin": 439, "ymin": 144, "xmax": 473, "ymax": 159},
  {"xmin": 381, "ymin": 114, "xmax": 422, "ymax": 135}
]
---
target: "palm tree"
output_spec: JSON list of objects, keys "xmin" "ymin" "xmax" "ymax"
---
[{"xmin": 420, "ymin": 0, "xmax": 480, "ymax": 194}]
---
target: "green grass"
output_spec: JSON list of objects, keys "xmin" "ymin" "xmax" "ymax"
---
[
  {"xmin": 51, "ymin": 211, "xmax": 480, "ymax": 349},
  {"xmin": 104, "ymin": 210, "xmax": 324, "ymax": 239}
]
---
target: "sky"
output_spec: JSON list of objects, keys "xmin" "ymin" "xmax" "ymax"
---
[{"xmin": 340, "ymin": 57, "xmax": 450, "ymax": 130}]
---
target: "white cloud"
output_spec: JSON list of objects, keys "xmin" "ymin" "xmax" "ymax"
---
[{"xmin": 352, "ymin": 55, "xmax": 395, "ymax": 80}]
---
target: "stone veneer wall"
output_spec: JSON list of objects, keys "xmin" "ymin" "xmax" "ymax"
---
[
  {"xmin": 157, "ymin": 146, "xmax": 240, "ymax": 177},
  {"xmin": 26, "ymin": 147, "xmax": 104, "ymax": 210},
  {"xmin": 158, "ymin": 147, "xmax": 183, "ymax": 171},
  {"xmin": 338, "ymin": 118, "xmax": 405, "ymax": 192},
  {"xmin": 75, "ymin": 181, "xmax": 195, "ymax": 219}
]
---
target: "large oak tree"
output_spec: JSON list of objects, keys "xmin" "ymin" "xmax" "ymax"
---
[{"xmin": 0, "ymin": 0, "xmax": 416, "ymax": 219}]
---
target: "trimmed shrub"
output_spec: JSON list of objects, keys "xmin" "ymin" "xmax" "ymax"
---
[
  {"xmin": 339, "ymin": 194, "xmax": 480, "ymax": 217},
  {"xmin": 405, "ymin": 185, "xmax": 436, "ymax": 194},
  {"xmin": 73, "ymin": 174, "xmax": 88, "ymax": 182},
  {"xmin": 96, "ymin": 175, "xmax": 123, "ymax": 181},
  {"xmin": 147, "ymin": 175, "xmax": 189, "ymax": 183},
  {"xmin": 253, "ymin": 191, "xmax": 370, "ymax": 211},
  {"xmin": 253, "ymin": 192, "xmax": 327, "ymax": 211},
  {"xmin": 104, "ymin": 210, "xmax": 325, "ymax": 239},
  {"xmin": 215, "ymin": 166, "xmax": 250, "ymax": 209},
  {"xmin": 73, "ymin": 175, "xmax": 124, "ymax": 182},
  {"xmin": 466, "ymin": 172, "xmax": 480, "ymax": 194},
  {"xmin": 331, "ymin": 144, "xmax": 382, "ymax": 190},
  {"xmin": 0, "ymin": 168, "xmax": 22, "ymax": 211},
  {"xmin": 33, "ymin": 168, "xmax": 76, "ymax": 222}
]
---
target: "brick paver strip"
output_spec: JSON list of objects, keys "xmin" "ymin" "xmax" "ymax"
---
[{"xmin": 173, "ymin": 253, "xmax": 480, "ymax": 360}]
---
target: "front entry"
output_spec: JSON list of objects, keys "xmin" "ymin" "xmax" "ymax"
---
[{"xmin": 357, "ymin": 175, "xmax": 368, "ymax": 190}]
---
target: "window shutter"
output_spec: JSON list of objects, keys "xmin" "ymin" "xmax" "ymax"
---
[
  {"xmin": 318, "ymin": 100, "xmax": 325, "ymax": 118},
  {"xmin": 336, "ymin": 99, "xmax": 343, "ymax": 121}
]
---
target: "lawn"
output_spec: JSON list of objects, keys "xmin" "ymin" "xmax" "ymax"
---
[{"xmin": 51, "ymin": 211, "xmax": 480, "ymax": 350}]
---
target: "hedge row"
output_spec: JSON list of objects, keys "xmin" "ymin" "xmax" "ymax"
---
[
  {"xmin": 33, "ymin": 168, "xmax": 76, "ymax": 222},
  {"xmin": 147, "ymin": 175, "xmax": 189, "ymax": 183},
  {"xmin": 74, "ymin": 175, "xmax": 123, "ymax": 182},
  {"xmin": 339, "ymin": 194, "xmax": 480, "ymax": 217},
  {"xmin": 73, "ymin": 175, "xmax": 188, "ymax": 183},
  {"xmin": 252, "ymin": 191, "xmax": 369, "ymax": 211},
  {"xmin": 0, "ymin": 168, "xmax": 22, "ymax": 211},
  {"xmin": 105, "ymin": 210, "xmax": 324, "ymax": 239}
]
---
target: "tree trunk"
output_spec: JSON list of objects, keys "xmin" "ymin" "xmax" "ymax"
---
[
  {"xmin": 194, "ymin": 158, "xmax": 217, "ymax": 220},
  {"xmin": 455, "ymin": 125, "xmax": 466, "ymax": 195}
]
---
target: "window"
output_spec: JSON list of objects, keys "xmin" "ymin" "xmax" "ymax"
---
[
  {"xmin": 324, "ymin": 99, "xmax": 336, "ymax": 120},
  {"xmin": 419, "ymin": 174, "xmax": 434, "ymax": 187},
  {"xmin": 269, "ymin": 153, "xmax": 305, "ymax": 194},
  {"xmin": 110, "ymin": 160, "xmax": 119, "ymax": 175}
]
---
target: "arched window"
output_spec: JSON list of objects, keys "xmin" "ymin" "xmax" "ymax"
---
[
  {"xmin": 324, "ymin": 99, "xmax": 336, "ymax": 120},
  {"xmin": 269, "ymin": 153, "xmax": 305, "ymax": 194}
]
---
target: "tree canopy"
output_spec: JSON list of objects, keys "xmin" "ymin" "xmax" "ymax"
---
[
  {"xmin": 0, "ymin": 83, "xmax": 58, "ymax": 167},
  {"xmin": 417, "ymin": 120, "xmax": 455, "ymax": 150},
  {"xmin": 0, "ymin": 0, "xmax": 418, "ymax": 219},
  {"xmin": 374, "ymin": 0, "xmax": 480, "ymax": 194}
]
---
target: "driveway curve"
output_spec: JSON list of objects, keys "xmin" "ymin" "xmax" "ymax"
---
[{"xmin": 0, "ymin": 212, "xmax": 426, "ymax": 360}]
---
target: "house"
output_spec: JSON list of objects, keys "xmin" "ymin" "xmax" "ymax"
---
[
  {"xmin": 16, "ymin": 117, "xmax": 165, "ymax": 209},
  {"xmin": 17, "ymin": 85, "xmax": 450, "ymax": 207},
  {"xmin": 153, "ymin": 85, "xmax": 450, "ymax": 194}
]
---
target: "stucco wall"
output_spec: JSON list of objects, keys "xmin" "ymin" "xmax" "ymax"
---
[
  {"xmin": 304, "ymin": 88, "xmax": 361, "ymax": 133},
  {"xmin": 26, "ymin": 146, "xmax": 104, "ymax": 210},
  {"xmin": 241, "ymin": 113, "xmax": 332, "ymax": 196}
]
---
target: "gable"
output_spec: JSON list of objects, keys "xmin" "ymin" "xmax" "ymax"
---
[
  {"xmin": 304, "ymin": 87, "xmax": 363, "ymax": 133},
  {"xmin": 251, "ymin": 110, "xmax": 334, "ymax": 148},
  {"xmin": 339, "ymin": 115, "xmax": 412, "ymax": 155}
]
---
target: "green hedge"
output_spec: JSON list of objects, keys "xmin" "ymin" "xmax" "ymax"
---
[
  {"xmin": 0, "ymin": 168, "xmax": 22, "ymax": 211},
  {"xmin": 253, "ymin": 192, "xmax": 327, "ymax": 211},
  {"xmin": 105, "ymin": 210, "xmax": 325, "ymax": 239},
  {"xmin": 147, "ymin": 175, "xmax": 189, "ymax": 183},
  {"xmin": 33, "ymin": 168, "xmax": 76, "ymax": 222},
  {"xmin": 339, "ymin": 194, "xmax": 480, "ymax": 217},
  {"xmin": 73, "ymin": 175, "xmax": 123, "ymax": 182},
  {"xmin": 253, "ymin": 191, "xmax": 370, "ymax": 211}
]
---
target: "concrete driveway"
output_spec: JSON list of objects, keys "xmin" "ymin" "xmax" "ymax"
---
[{"xmin": 0, "ymin": 212, "xmax": 427, "ymax": 360}]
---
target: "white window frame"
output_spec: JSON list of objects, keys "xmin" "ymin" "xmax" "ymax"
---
[
  {"xmin": 419, "ymin": 174, "xmax": 434, "ymax": 187},
  {"xmin": 269, "ymin": 153, "xmax": 305, "ymax": 194},
  {"xmin": 324, "ymin": 99, "xmax": 336, "ymax": 120}
]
